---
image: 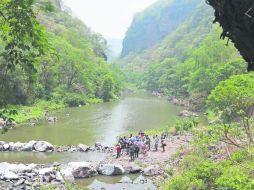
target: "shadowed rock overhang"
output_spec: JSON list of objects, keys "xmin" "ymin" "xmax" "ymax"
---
[{"xmin": 207, "ymin": 0, "xmax": 254, "ymax": 71}]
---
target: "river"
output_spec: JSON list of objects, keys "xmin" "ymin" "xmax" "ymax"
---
[
  {"xmin": 1, "ymin": 93, "xmax": 182, "ymax": 146},
  {"xmin": 0, "ymin": 93, "xmax": 184, "ymax": 190}
]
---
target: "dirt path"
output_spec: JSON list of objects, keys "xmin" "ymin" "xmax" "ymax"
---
[{"xmin": 100, "ymin": 134, "xmax": 193, "ymax": 169}]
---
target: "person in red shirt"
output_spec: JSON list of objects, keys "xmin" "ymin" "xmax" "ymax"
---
[{"xmin": 116, "ymin": 144, "xmax": 121, "ymax": 158}]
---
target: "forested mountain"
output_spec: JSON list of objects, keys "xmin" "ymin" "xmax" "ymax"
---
[
  {"xmin": 121, "ymin": 0, "xmax": 201, "ymax": 57},
  {"xmin": 119, "ymin": 0, "xmax": 246, "ymax": 109},
  {"xmin": 0, "ymin": 0, "xmax": 124, "ymax": 107}
]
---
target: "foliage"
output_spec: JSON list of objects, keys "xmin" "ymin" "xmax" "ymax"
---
[
  {"xmin": 121, "ymin": 0, "xmax": 201, "ymax": 57},
  {"xmin": 0, "ymin": 0, "xmax": 125, "ymax": 108},
  {"xmin": 207, "ymin": 73, "xmax": 254, "ymax": 147},
  {"xmin": 175, "ymin": 117, "xmax": 199, "ymax": 134}
]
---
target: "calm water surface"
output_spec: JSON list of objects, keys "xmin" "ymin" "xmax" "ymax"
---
[
  {"xmin": 0, "ymin": 93, "xmax": 185, "ymax": 190},
  {"xmin": 0, "ymin": 93, "xmax": 182, "ymax": 146}
]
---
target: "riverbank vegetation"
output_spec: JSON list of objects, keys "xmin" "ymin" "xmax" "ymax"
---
[
  {"xmin": 119, "ymin": 0, "xmax": 254, "ymax": 189},
  {"xmin": 0, "ymin": 0, "xmax": 125, "ymax": 127}
]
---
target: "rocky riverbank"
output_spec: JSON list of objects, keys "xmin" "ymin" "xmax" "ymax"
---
[
  {"xmin": 0, "ymin": 133, "xmax": 193, "ymax": 189},
  {"xmin": 0, "ymin": 141, "xmax": 114, "ymax": 153}
]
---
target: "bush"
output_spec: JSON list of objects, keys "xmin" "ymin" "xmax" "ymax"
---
[
  {"xmin": 175, "ymin": 118, "xmax": 198, "ymax": 134},
  {"xmin": 62, "ymin": 93, "xmax": 86, "ymax": 107}
]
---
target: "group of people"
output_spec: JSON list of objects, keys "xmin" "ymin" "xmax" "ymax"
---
[{"xmin": 116, "ymin": 131, "xmax": 167, "ymax": 161}]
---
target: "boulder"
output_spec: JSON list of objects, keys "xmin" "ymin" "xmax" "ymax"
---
[
  {"xmin": 60, "ymin": 168, "xmax": 75, "ymax": 184},
  {"xmin": 9, "ymin": 164, "xmax": 36, "ymax": 173},
  {"xmin": 97, "ymin": 164, "xmax": 125, "ymax": 176},
  {"xmin": 67, "ymin": 162, "xmax": 97, "ymax": 178},
  {"xmin": 124, "ymin": 165, "xmax": 142, "ymax": 174},
  {"xmin": 142, "ymin": 165, "xmax": 162, "ymax": 176},
  {"xmin": 22, "ymin": 141, "xmax": 37, "ymax": 151},
  {"xmin": 0, "ymin": 119, "xmax": 5, "ymax": 126},
  {"xmin": 38, "ymin": 167, "xmax": 55, "ymax": 176},
  {"xmin": 0, "ymin": 171, "xmax": 19, "ymax": 180},
  {"xmin": 3, "ymin": 144, "xmax": 9, "ymax": 151},
  {"xmin": 95, "ymin": 142, "xmax": 102, "ymax": 148},
  {"xmin": 9, "ymin": 142, "xmax": 26, "ymax": 151},
  {"xmin": 47, "ymin": 116, "xmax": 57, "ymax": 123},
  {"xmin": 78, "ymin": 144, "xmax": 89, "ymax": 152},
  {"xmin": 0, "ymin": 141, "xmax": 5, "ymax": 145},
  {"xmin": 14, "ymin": 178, "xmax": 26, "ymax": 187},
  {"xmin": 34, "ymin": 141, "xmax": 54, "ymax": 152},
  {"xmin": 178, "ymin": 110, "xmax": 198, "ymax": 118}
]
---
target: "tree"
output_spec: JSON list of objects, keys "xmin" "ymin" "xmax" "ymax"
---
[{"xmin": 207, "ymin": 73, "xmax": 254, "ymax": 147}]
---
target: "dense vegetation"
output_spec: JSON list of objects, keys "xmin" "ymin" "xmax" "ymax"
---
[
  {"xmin": 121, "ymin": 0, "xmax": 201, "ymax": 57},
  {"xmin": 120, "ymin": 0, "xmax": 246, "ymax": 110},
  {"xmin": 0, "ymin": 0, "xmax": 124, "ymax": 124},
  {"xmin": 119, "ymin": 0, "xmax": 254, "ymax": 189},
  {"xmin": 1, "ymin": 0, "xmax": 254, "ymax": 189}
]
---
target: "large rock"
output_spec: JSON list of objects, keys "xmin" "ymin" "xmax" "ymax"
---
[
  {"xmin": 67, "ymin": 162, "xmax": 97, "ymax": 178},
  {"xmin": 0, "ymin": 171, "xmax": 19, "ymax": 180},
  {"xmin": 3, "ymin": 143, "xmax": 9, "ymax": 151},
  {"xmin": 9, "ymin": 164, "xmax": 36, "ymax": 173},
  {"xmin": 142, "ymin": 165, "xmax": 162, "ymax": 176},
  {"xmin": 78, "ymin": 144, "xmax": 90, "ymax": 152},
  {"xmin": 0, "ymin": 119, "xmax": 6, "ymax": 126},
  {"xmin": 34, "ymin": 141, "xmax": 54, "ymax": 152},
  {"xmin": 60, "ymin": 168, "xmax": 75, "ymax": 184},
  {"xmin": 9, "ymin": 142, "xmax": 26, "ymax": 151},
  {"xmin": 97, "ymin": 164, "xmax": 125, "ymax": 176},
  {"xmin": 178, "ymin": 110, "xmax": 198, "ymax": 118},
  {"xmin": 22, "ymin": 141, "xmax": 36, "ymax": 151},
  {"xmin": 47, "ymin": 116, "xmax": 57, "ymax": 123},
  {"xmin": 38, "ymin": 167, "xmax": 55, "ymax": 175},
  {"xmin": 124, "ymin": 165, "xmax": 142, "ymax": 174}
]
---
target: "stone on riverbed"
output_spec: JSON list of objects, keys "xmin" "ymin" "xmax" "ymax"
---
[
  {"xmin": 142, "ymin": 165, "xmax": 162, "ymax": 176},
  {"xmin": 34, "ymin": 141, "xmax": 54, "ymax": 152},
  {"xmin": 97, "ymin": 164, "xmax": 125, "ymax": 176},
  {"xmin": 178, "ymin": 110, "xmax": 198, "ymax": 118},
  {"xmin": 3, "ymin": 143, "xmax": 9, "ymax": 151},
  {"xmin": 124, "ymin": 165, "xmax": 142, "ymax": 174},
  {"xmin": 0, "ymin": 170, "xmax": 19, "ymax": 180},
  {"xmin": 22, "ymin": 140, "xmax": 37, "ymax": 151},
  {"xmin": 9, "ymin": 142, "xmax": 26, "ymax": 151},
  {"xmin": 78, "ymin": 144, "xmax": 90, "ymax": 152},
  {"xmin": 67, "ymin": 162, "xmax": 97, "ymax": 178}
]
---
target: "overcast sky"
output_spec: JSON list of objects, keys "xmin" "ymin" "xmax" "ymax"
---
[{"xmin": 63, "ymin": 0, "xmax": 158, "ymax": 39}]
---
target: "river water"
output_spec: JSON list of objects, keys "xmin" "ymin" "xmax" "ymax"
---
[
  {"xmin": 1, "ymin": 93, "xmax": 182, "ymax": 146},
  {"xmin": 0, "ymin": 93, "xmax": 184, "ymax": 189}
]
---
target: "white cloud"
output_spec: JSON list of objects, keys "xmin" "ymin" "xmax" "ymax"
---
[{"xmin": 62, "ymin": 0, "xmax": 158, "ymax": 39}]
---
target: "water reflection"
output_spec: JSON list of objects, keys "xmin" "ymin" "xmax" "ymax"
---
[
  {"xmin": 0, "ymin": 94, "xmax": 182, "ymax": 146},
  {"xmin": 77, "ymin": 175, "xmax": 157, "ymax": 190},
  {"xmin": 0, "ymin": 152, "xmax": 106, "ymax": 164}
]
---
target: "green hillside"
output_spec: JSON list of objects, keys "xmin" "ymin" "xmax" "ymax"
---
[
  {"xmin": 119, "ymin": 0, "xmax": 246, "ymax": 109},
  {"xmin": 121, "ymin": 0, "xmax": 201, "ymax": 57},
  {"xmin": 0, "ymin": 0, "xmax": 124, "ymax": 108}
]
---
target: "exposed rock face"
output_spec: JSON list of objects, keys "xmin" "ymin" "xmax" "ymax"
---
[
  {"xmin": 97, "ymin": 164, "xmax": 125, "ymax": 176},
  {"xmin": 34, "ymin": 141, "xmax": 54, "ymax": 152},
  {"xmin": 207, "ymin": 0, "xmax": 254, "ymax": 71}
]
